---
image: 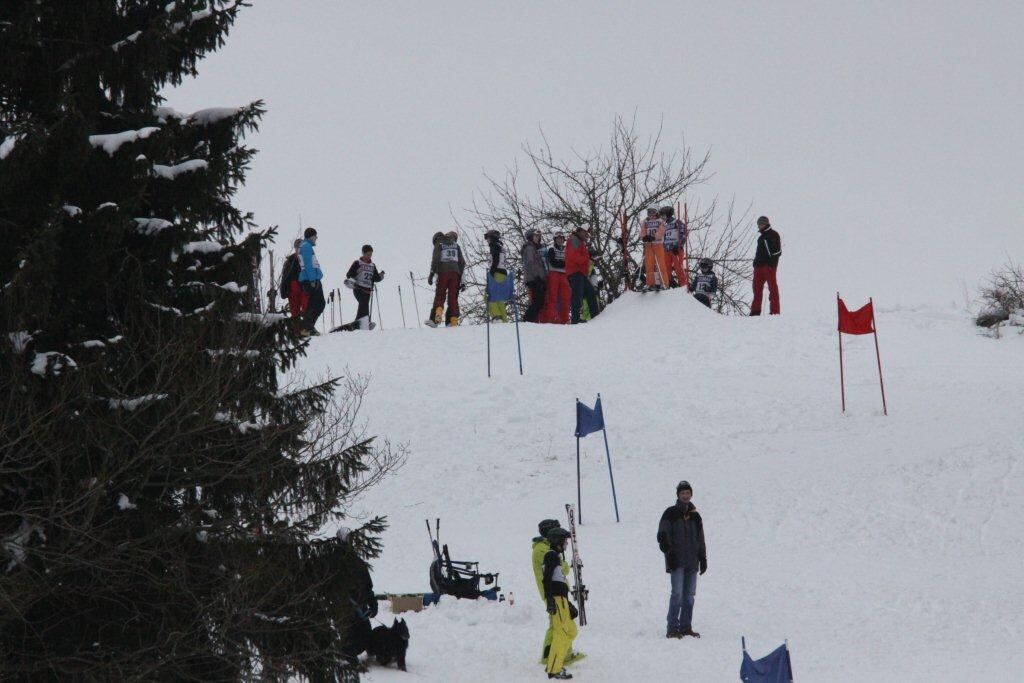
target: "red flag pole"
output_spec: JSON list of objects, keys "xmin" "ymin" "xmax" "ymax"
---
[
  {"xmin": 838, "ymin": 293, "xmax": 846, "ymax": 413},
  {"xmin": 870, "ymin": 297, "xmax": 888, "ymax": 416},
  {"xmin": 621, "ymin": 211, "xmax": 630, "ymax": 291},
  {"xmin": 681, "ymin": 202, "xmax": 690, "ymax": 288}
]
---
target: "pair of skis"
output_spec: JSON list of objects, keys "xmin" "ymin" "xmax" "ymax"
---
[{"xmin": 565, "ymin": 503, "xmax": 588, "ymax": 626}]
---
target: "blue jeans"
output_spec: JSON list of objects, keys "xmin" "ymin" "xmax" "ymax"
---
[{"xmin": 667, "ymin": 568, "xmax": 698, "ymax": 632}]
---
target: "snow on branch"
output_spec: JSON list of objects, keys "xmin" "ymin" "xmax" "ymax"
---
[
  {"xmin": 152, "ymin": 159, "xmax": 207, "ymax": 180},
  {"xmin": 30, "ymin": 352, "xmax": 77, "ymax": 376},
  {"xmin": 8, "ymin": 332, "xmax": 32, "ymax": 354},
  {"xmin": 107, "ymin": 394, "xmax": 168, "ymax": 411},
  {"xmin": 111, "ymin": 30, "xmax": 142, "ymax": 51},
  {"xmin": 234, "ymin": 312, "xmax": 288, "ymax": 326},
  {"xmin": 134, "ymin": 217, "xmax": 173, "ymax": 235},
  {"xmin": 1, "ymin": 133, "xmax": 26, "ymax": 160},
  {"xmin": 181, "ymin": 240, "xmax": 223, "ymax": 254},
  {"xmin": 89, "ymin": 127, "xmax": 160, "ymax": 155}
]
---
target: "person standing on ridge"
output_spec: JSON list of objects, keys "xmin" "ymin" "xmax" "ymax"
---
[
  {"xmin": 565, "ymin": 227, "xmax": 600, "ymax": 324},
  {"xmin": 279, "ymin": 238, "xmax": 307, "ymax": 335},
  {"xmin": 659, "ymin": 205, "xmax": 688, "ymax": 288},
  {"xmin": 688, "ymin": 258, "xmax": 718, "ymax": 308},
  {"xmin": 342, "ymin": 244, "xmax": 384, "ymax": 331},
  {"xmin": 750, "ymin": 215, "xmax": 781, "ymax": 315},
  {"xmin": 428, "ymin": 230, "xmax": 465, "ymax": 327},
  {"xmin": 521, "ymin": 229, "xmax": 548, "ymax": 323},
  {"xmin": 543, "ymin": 233, "xmax": 570, "ymax": 324},
  {"xmin": 640, "ymin": 208, "xmax": 668, "ymax": 291},
  {"xmin": 298, "ymin": 227, "xmax": 325, "ymax": 336},
  {"xmin": 485, "ymin": 229, "xmax": 510, "ymax": 322},
  {"xmin": 542, "ymin": 526, "xmax": 578, "ymax": 680},
  {"xmin": 657, "ymin": 480, "xmax": 707, "ymax": 639}
]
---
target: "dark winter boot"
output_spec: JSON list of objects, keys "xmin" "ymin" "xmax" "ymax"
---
[
  {"xmin": 681, "ymin": 628, "xmax": 701, "ymax": 638},
  {"xmin": 666, "ymin": 628, "xmax": 683, "ymax": 639},
  {"xmin": 548, "ymin": 668, "xmax": 573, "ymax": 680}
]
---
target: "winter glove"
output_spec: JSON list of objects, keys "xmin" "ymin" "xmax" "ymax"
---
[
  {"xmin": 489, "ymin": 267, "xmax": 498, "ymax": 276},
  {"xmin": 546, "ymin": 597, "xmax": 557, "ymax": 615},
  {"xmin": 568, "ymin": 602, "xmax": 579, "ymax": 620},
  {"xmin": 376, "ymin": 270, "xmax": 385, "ymax": 281},
  {"xmin": 642, "ymin": 234, "xmax": 653, "ymax": 243},
  {"xmin": 427, "ymin": 272, "xmax": 434, "ymax": 286},
  {"xmin": 459, "ymin": 283, "xmax": 466, "ymax": 292},
  {"xmin": 699, "ymin": 558, "xmax": 707, "ymax": 575}
]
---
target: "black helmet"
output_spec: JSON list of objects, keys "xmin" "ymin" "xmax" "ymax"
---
[
  {"xmin": 537, "ymin": 519, "xmax": 561, "ymax": 536},
  {"xmin": 658, "ymin": 206, "xmax": 674, "ymax": 218},
  {"xmin": 432, "ymin": 231, "xmax": 444, "ymax": 244},
  {"xmin": 699, "ymin": 258, "xmax": 713, "ymax": 271},
  {"xmin": 757, "ymin": 215, "xmax": 770, "ymax": 228},
  {"xmin": 484, "ymin": 229, "xmax": 500, "ymax": 240},
  {"xmin": 546, "ymin": 527, "xmax": 571, "ymax": 545},
  {"xmin": 361, "ymin": 244, "xmax": 373, "ymax": 254},
  {"xmin": 524, "ymin": 228, "xmax": 537, "ymax": 241},
  {"xmin": 303, "ymin": 227, "xmax": 318, "ymax": 238}
]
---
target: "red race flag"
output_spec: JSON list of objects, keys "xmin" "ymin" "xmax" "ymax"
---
[{"xmin": 838, "ymin": 298, "xmax": 875, "ymax": 335}]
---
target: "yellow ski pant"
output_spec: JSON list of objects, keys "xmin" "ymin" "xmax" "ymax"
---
[{"xmin": 545, "ymin": 596, "xmax": 578, "ymax": 675}]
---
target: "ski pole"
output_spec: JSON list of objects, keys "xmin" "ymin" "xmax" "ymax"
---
[
  {"xmin": 373, "ymin": 283, "xmax": 383, "ymax": 331},
  {"xmin": 409, "ymin": 272, "xmax": 422, "ymax": 328},
  {"xmin": 511, "ymin": 270, "xmax": 524, "ymax": 376},
  {"xmin": 398, "ymin": 285, "xmax": 408, "ymax": 329}
]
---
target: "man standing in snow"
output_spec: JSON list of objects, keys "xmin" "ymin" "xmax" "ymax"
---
[
  {"xmin": 566, "ymin": 227, "xmax": 600, "ymax": 324},
  {"xmin": 544, "ymin": 233, "xmax": 570, "ymax": 324},
  {"xmin": 298, "ymin": 227, "xmax": 325, "ymax": 336},
  {"xmin": 521, "ymin": 229, "xmax": 548, "ymax": 323},
  {"xmin": 657, "ymin": 480, "xmax": 707, "ymax": 639},
  {"xmin": 279, "ymin": 238, "xmax": 307, "ymax": 335},
  {"xmin": 337, "ymin": 526, "xmax": 379, "ymax": 666},
  {"xmin": 428, "ymin": 230, "xmax": 465, "ymax": 327},
  {"xmin": 750, "ymin": 215, "xmax": 781, "ymax": 315},
  {"xmin": 542, "ymin": 526, "xmax": 578, "ymax": 680},
  {"xmin": 343, "ymin": 244, "xmax": 384, "ymax": 330}
]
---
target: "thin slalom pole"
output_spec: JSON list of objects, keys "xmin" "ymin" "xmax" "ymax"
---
[
  {"xmin": 409, "ymin": 272, "xmax": 422, "ymax": 328},
  {"xmin": 598, "ymin": 394, "xmax": 620, "ymax": 523},
  {"xmin": 373, "ymin": 284, "xmax": 383, "ymax": 331},
  {"xmin": 838, "ymin": 293, "xmax": 846, "ymax": 412},
  {"xmin": 486, "ymin": 290, "xmax": 492, "ymax": 378},
  {"xmin": 871, "ymin": 298, "xmax": 888, "ymax": 415},
  {"xmin": 511, "ymin": 271, "xmax": 524, "ymax": 375},
  {"xmin": 398, "ymin": 285, "xmax": 407, "ymax": 329},
  {"xmin": 576, "ymin": 430, "xmax": 582, "ymax": 526}
]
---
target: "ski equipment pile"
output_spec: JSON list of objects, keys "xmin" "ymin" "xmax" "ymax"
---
[{"xmin": 565, "ymin": 503, "xmax": 588, "ymax": 626}]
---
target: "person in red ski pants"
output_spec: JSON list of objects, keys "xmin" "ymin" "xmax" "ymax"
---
[
  {"xmin": 543, "ymin": 233, "xmax": 571, "ymax": 324},
  {"xmin": 750, "ymin": 216, "xmax": 781, "ymax": 315}
]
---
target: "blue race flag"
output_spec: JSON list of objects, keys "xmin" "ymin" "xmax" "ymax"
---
[
  {"xmin": 575, "ymin": 397, "xmax": 605, "ymax": 438},
  {"xmin": 740, "ymin": 640, "xmax": 793, "ymax": 683},
  {"xmin": 486, "ymin": 271, "xmax": 514, "ymax": 303}
]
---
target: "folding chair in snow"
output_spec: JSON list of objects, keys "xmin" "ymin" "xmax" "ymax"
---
[
  {"xmin": 425, "ymin": 519, "xmax": 501, "ymax": 600},
  {"xmin": 740, "ymin": 637, "xmax": 794, "ymax": 683}
]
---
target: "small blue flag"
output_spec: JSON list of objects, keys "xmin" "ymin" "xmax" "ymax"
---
[
  {"xmin": 740, "ymin": 640, "xmax": 793, "ymax": 683},
  {"xmin": 486, "ymin": 272, "xmax": 513, "ymax": 303},
  {"xmin": 575, "ymin": 397, "xmax": 605, "ymax": 438}
]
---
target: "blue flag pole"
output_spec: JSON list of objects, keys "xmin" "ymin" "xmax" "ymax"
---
[
  {"xmin": 598, "ymin": 394, "xmax": 620, "ymax": 523},
  {"xmin": 511, "ymin": 271, "xmax": 524, "ymax": 376},
  {"xmin": 575, "ymin": 399, "xmax": 582, "ymax": 525},
  {"xmin": 485, "ymin": 288, "xmax": 491, "ymax": 378}
]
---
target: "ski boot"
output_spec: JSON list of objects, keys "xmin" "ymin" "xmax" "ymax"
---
[
  {"xmin": 547, "ymin": 669, "xmax": 573, "ymax": 680},
  {"xmin": 447, "ymin": 316, "xmax": 459, "ymax": 327},
  {"xmin": 426, "ymin": 306, "xmax": 443, "ymax": 328}
]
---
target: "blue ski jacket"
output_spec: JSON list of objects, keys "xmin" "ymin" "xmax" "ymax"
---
[{"xmin": 298, "ymin": 239, "xmax": 323, "ymax": 282}]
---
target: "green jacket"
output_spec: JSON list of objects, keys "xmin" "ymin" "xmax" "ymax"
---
[{"xmin": 532, "ymin": 537, "xmax": 570, "ymax": 601}]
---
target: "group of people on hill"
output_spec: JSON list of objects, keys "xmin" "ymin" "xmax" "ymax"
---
[
  {"xmin": 516, "ymin": 226, "xmax": 602, "ymax": 325},
  {"xmin": 530, "ymin": 480, "xmax": 708, "ymax": 680},
  {"xmin": 279, "ymin": 227, "xmax": 385, "ymax": 336}
]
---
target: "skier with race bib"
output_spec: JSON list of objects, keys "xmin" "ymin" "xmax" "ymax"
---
[
  {"xmin": 640, "ymin": 208, "xmax": 668, "ymax": 291},
  {"xmin": 341, "ymin": 244, "xmax": 384, "ymax": 331},
  {"xmin": 541, "ymin": 526, "xmax": 578, "ymax": 680},
  {"xmin": 688, "ymin": 258, "xmax": 718, "ymax": 308},
  {"xmin": 659, "ymin": 205, "xmax": 689, "ymax": 288},
  {"xmin": 543, "ymin": 233, "xmax": 570, "ymax": 324},
  {"xmin": 484, "ymin": 229, "xmax": 511, "ymax": 322},
  {"xmin": 428, "ymin": 230, "xmax": 465, "ymax": 327}
]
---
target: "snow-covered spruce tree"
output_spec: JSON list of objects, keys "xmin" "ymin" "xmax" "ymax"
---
[{"xmin": 0, "ymin": 3, "xmax": 398, "ymax": 680}]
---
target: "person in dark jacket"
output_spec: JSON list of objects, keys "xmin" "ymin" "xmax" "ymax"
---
[
  {"xmin": 337, "ymin": 526, "xmax": 380, "ymax": 666},
  {"xmin": 657, "ymin": 480, "xmax": 707, "ymax": 639},
  {"xmin": 688, "ymin": 258, "xmax": 718, "ymax": 308},
  {"xmin": 279, "ymin": 238, "xmax": 307, "ymax": 334},
  {"xmin": 521, "ymin": 229, "xmax": 548, "ymax": 323},
  {"xmin": 428, "ymin": 230, "xmax": 465, "ymax": 327},
  {"xmin": 750, "ymin": 215, "xmax": 781, "ymax": 315},
  {"xmin": 342, "ymin": 244, "xmax": 384, "ymax": 331}
]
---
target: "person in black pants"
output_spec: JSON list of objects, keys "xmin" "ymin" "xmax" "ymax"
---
[
  {"xmin": 521, "ymin": 229, "xmax": 548, "ymax": 322},
  {"xmin": 342, "ymin": 244, "xmax": 384, "ymax": 330}
]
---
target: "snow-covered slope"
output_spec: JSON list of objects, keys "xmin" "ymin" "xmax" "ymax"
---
[{"xmin": 295, "ymin": 291, "xmax": 1024, "ymax": 682}]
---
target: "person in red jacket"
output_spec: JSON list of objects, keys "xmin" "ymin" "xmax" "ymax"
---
[
  {"xmin": 750, "ymin": 215, "xmax": 781, "ymax": 315},
  {"xmin": 566, "ymin": 227, "xmax": 600, "ymax": 324}
]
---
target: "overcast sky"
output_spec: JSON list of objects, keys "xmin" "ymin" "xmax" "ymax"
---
[{"xmin": 168, "ymin": 1, "xmax": 1023, "ymax": 321}]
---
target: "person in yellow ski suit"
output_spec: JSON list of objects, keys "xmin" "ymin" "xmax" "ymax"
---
[
  {"xmin": 540, "ymin": 526, "xmax": 578, "ymax": 680},
  {"xmin": 533, "ymin": 520, "xmax": 575, "ymax": 664}
]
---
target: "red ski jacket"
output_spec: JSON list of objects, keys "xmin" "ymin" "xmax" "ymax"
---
[{"xmin": 565, "ymin": 235, "xmax": 590, "ymax": 276}]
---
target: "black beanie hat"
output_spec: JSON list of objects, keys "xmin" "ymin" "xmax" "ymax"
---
[
  {"xmin": 676, "ymin": 480, "xmax": 693, "ymax": 494},
  {"xmin": 362, "ymin": 244, "xmax": 373, "ymax": 254}
]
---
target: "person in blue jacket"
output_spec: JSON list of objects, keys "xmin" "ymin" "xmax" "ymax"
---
[{"xmin": 298, "ymin": 227, "xmax": 325, "ymax": 336}]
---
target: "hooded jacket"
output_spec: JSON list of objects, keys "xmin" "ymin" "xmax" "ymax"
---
[{"xmin": 521, "ymin": 240, "xmax": 548, "ymax": 283}]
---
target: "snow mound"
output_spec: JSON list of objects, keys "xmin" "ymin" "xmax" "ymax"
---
[{"xmin": 294, "ymin": 291, "xmax": 1023, "ymax": 682}]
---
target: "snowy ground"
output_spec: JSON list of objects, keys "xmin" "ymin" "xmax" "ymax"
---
[{"xmin": 293, "ymin": 291, "xmax": 1024, "ymax": 682}]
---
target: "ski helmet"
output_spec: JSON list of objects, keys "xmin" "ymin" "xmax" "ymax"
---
[
  {"xmin": 525, "ymin": 228, "xmax": 537, "ymax": 241},
  {"xmin": 676, "ymin": 480, "xmax": 693, "ymax": 494},
  {"xmin": 446, "ymin": 230, "xmax": 458, "ymax": 239},
  {"xmin": 432, "ymin": 231, "xmax": 444, "ymax": 244},
  {"xmin": 658, "ymin": 206, "xmax": 675, "ymax": 219},
  {"xmin": 699, "ymin": 258, "xmax": 713, "ymax": 272},
  {"xmin": 757, "ymin": 215, "xmax": 770, "ymax": 228},
  {"xmin": 484, "ymin": 229, "xmax": 500, "ymax": 241},
  {"xmin": 362, "ymin": 244, "xmax": 373, "ymax": 254},
  {"xmin": 537, "ymin": 519, "xmax": 561, "ymax": 537},
  {"xmin": 546, "ymin": 527, "xmax": 571, "ymax": 546},
  {"xmin": 646, "ymin": 207, "xmax": 658, "ymax": 216},
  {"xmin": 553, "ymin": 232, "xmax": 566, "ymax": 242}
]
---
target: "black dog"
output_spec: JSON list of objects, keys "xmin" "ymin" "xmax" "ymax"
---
[{"xmin": 369, "ymin": 618, "xmax": 409, "ymax": 671}]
